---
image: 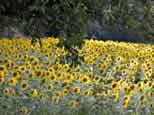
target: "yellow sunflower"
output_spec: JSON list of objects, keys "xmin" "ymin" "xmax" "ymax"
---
[
  {"xmin": 47, "ymin": 84, "xmax": 54, "ymax": 92},
  {"xmin": 3, "ymin": 88, "xmax": 9, "ymax": 96},
  {"xmin": 83, "ymin": 89, "xmax": 91, "ymax": 96},
  {"xmin": 73, "ymin": 86, "xmax": 80, "ymax": 95},
  {"xmin": 80, "ymin": 76, "xmax": 90, "ymax": 85},
  {"xmin": 8, "ymin": 77, "xmax": 17, "ymax": 86},
  {"xmin": 21, "ymin": 81, "xmax": 29, "ymax": 91},
  {"xmin": 30, "ymin": 89, "xmax": 38, "ymax": 97},
  {"xmin": 63, "ymin": 88, "xmax": 69, "ymax": 96},
  {"xmin": 71, "ymin": 100, "xmax": 77, "ymax": 108}
]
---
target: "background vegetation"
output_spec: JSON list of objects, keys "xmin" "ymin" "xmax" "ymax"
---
[{"xmin": 0, "ymin": 0, "xmax": 153, "ymax": 43}]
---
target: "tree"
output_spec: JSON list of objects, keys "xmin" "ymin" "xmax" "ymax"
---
[{"xmin": 0, "ymin": 0, "xmax": 153, "ymax": 46}]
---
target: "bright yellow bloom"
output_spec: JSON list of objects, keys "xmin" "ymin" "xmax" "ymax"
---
[
  {"xmin": 50, "ymin": 72, "xmax": 57, "ymax": 81},
  {"xmin": 30, "ymin": 89, "xmax": 38, "ymax": 97},
  {"xmin": 63, "ymin": 64, "xmax": 70, "ymax": 71},
  {"xmin": 11, "ymin": 71, "xmax": 20, "ymax": 78},
  {"xmin": 73, "ymin": 86, "xmax": 80, "ymax": 95},
  {"xmin": 112, "ymin": 82, "xmax": 119, "ymax": 90},
  {"xmin": 71, "ymin": 100, "xmax": 77, "ymax": 108},
  {"xmin": 8, "ymin": 77, "xmax": 17, "ymax": 86},
  {"xmin": 116, "ymin": 56, "xmax": 123, "ymax": 63},
  {"xmin": 122, "ymin": 69, "xmax": 128, "ymax": 76},
  {"xmin": 3, "ymin": 88, "xmax": 9, "ymax": 96},
  {"xmin": 80, "ymin": 76, "xmax": 90, "ymax": 85},
  {"xmin": 18, "ymin": 66, "xmax": 26, "ymax": 72},
  {"xmin": 63, "ymin": 88, "xmax": 69, "ymax": 96},
  {"xmin": 47, "ymin": 84, "xmax": 54, "ymax": 92},
  {"xmin": 48, "ymin": 67, "xmax": 55, "ymax": 73},
  {"xmin": 21, "ymin": 81, "xmax": 29, "ymax": 91},
  {"xmin": 83, "ymin": 89, "xmax": 91, "ymax": 96}
]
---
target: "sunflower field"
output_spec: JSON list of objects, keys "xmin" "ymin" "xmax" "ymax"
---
[{"xmin": 0, "ymin": 38, "xmax": 154, "ymax": 115}]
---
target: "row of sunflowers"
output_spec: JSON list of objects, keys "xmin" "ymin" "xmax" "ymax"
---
[{"xmin": 0, "ymin": 38, "xmax": 153, "ymax": 115}]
